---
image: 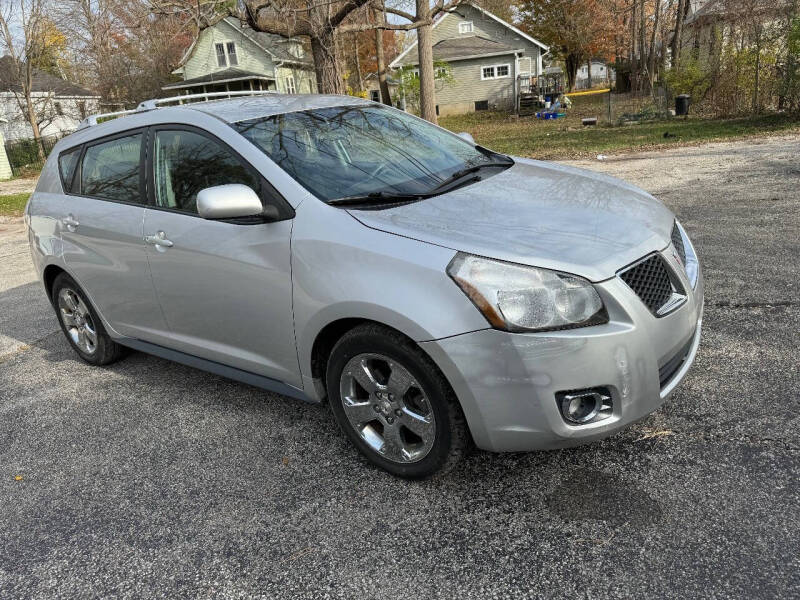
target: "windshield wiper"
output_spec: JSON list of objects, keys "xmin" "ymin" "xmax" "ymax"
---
[
  {"xmin": 429, "ymin": 160, "xmax": 514, "ymax": 194},
  {"xmin": 328, "ymin": 191, "xmax": 432, "ymax": 207}
]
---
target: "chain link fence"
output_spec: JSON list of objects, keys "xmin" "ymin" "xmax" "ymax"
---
[{"xmin": 565, "ymin": 89, "xmax": 675, "ymax": 125}]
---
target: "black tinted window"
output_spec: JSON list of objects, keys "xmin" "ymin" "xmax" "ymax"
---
[
  {"xmin": 81, "ymin": 133, "xmax": 142, "ymax": 202},
  {"xmin": 58, "ymin": 147, "xmax": 81, "ymax": 192},
  {"xmin": 153, "ymin": 129, "xmax": 260, "ymax": 214}
]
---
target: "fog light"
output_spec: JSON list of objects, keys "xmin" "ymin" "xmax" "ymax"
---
[{"xmin": 557, "ymin": 389, "xmax": 612, "ymax": 425}]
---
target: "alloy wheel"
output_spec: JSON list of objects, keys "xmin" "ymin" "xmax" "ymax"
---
[
  {"xmin": 339, "ymin": 353, "xmax": 436, "ymax": 463},
  {"xmin": 58, "ymin": 288, "xmax": 98, "ymax": 355}
]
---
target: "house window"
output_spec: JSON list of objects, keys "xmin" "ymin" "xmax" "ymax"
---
[
  {"xmin": 226, "ymin": 42, "xmax": 238, "ymax": 66},
  {"xmin": 459, "ymin": 21, "xmax": 473, "ymax": 34},
  {"xmin": 215, "ymin": 43, "xmax": 226, "ymax": 67},
  {"xmin": 481, "ymin": 64, "xmax": 511, "ymax": 79},
  {"xmin": 436, "ymin": 66, "xmax": 447, "ymax": 78},
  {"xmin": 285, "ymin": 76, "xmax": 296, "ymax": 94},
  {"xmin": 474, "ymin": 100, "xmax": 489, "ymax": 111},
  {"xmin": 370, "ymin": 90, "xmax": 380, "ymax": 102}
]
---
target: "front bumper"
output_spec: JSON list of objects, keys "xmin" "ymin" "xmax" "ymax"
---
[{"xmin": 421, "ymin": 248, "xmax": 704, "ymax": 452}]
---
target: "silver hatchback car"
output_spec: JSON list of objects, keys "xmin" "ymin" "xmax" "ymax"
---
[{"xmin": 26, "ymin": 92, "xmax": 703, "ymax": 477}]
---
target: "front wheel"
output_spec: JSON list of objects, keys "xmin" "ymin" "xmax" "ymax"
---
[{"xmin": 326, "ymin": 324, "xmax": 469, "ymax": 478}]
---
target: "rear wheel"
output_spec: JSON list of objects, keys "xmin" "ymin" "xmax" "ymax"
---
[
  {"xmin": 326, "ymin": 324, "xmax": 469, "ymax": 478},
  {"xmin": 52, "ymin": 273, "xmax": 125, "ymax": 366}
]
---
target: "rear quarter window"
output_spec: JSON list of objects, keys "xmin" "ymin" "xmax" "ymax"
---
[{"xmin": 58, "ymin": 147, "xmax": 81, "ymax": 193}]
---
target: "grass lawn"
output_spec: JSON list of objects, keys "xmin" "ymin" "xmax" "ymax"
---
[
  {"xmin": 439, "ymin": 96, "xmax": 800, "ymax": 159},
  {"xmin": 0, "ymin": 193, "xmax": 31, "ymax": 217}
]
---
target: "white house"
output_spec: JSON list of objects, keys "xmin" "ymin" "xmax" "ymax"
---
[
  {"xmin": 0, "ymin": 56, "xmax": 101, "ymax": 142},
  {"xmin": 574, "ymin": 60, "xmax": 616, "ymax": 89}
]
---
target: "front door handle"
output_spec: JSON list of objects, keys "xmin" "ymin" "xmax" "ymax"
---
[
  {"xmin": 144, "ymin": 231, "xmax": 174, "ymax": 248},
  {"xmin": 63, "ymin": 215, "xmax": 79, "ymax": 232}
]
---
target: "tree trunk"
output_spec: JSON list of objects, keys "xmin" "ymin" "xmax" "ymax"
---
[
  {"xmin": 753, "ymin": 31, "xmax": 761, "ymax": 113},
  {"xmin": 311, "ymin": 31, "xmax": 345, "ymax": 94},
  {"xmin": 648, "ymin": 0, "xmax": 661, "ymax": 90},
  {"xmin": 566, "ymin": 53, "xmax": 581, "ymax": 91},
  {"xmin": 416, "ymin": 0, "xmax": 437, "ymax": 123},
  {"xmin": 672, "ymin": 0, "xmax": 686, "ymax": 68},
  {"xmin": 23, "ymin": 64, "xmax": 44, "ymax": 159},
  {"xmin": 639, "ymin": 0, "xmax": 646, "ymax": 91},
  {"xmin": 586, "ymin": 58, "xmax": 592, "ymax": 88},
  {"xmin": 353, "ymin": 35, "xmax": 364, "ymax": 92},
  {"xmin": 630, "ymin": 0, "xmax": 638, "ymax": 87},
  {"xmin": 374, "ymin": 17, "xmax": 392, "ymax": 105}
]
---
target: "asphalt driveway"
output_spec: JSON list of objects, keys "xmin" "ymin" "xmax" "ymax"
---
[{"xmin": 1, "ymin": 135, "xmax": 798, "ymax": 599}]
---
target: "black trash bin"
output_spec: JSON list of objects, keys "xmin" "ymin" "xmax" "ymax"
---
[{"xmin": 675, "ymin": 94, "xmax": 691, "ymax": 116}]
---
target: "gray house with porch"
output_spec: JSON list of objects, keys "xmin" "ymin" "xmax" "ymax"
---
[
  {"xmin": 389, "ymin": 2, "xmax": 549, "ymax": 115},
  {"xmin": 165, "ymin": 17, "xmax": 317, "ymax": 96}
]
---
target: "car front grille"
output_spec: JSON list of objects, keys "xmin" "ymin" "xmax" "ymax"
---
[
  {"xmin": 619, "ymin": 254, "xmax": 681, "ymax": 315},
  {"xmin": 671, "ymin": 222, "xmax": 686, "ymax": 265},
  {"xmin": 659, "ymin": 331, "xmax": 695, "ymax": 388}
]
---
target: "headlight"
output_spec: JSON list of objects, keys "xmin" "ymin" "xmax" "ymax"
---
[
  {"xmin": 673, "ymin": 220, "xmax": 699, "ymax": 289},
  {"xmin": 447, "ymin": 253, "xmax": 608, "ymax": 332}
]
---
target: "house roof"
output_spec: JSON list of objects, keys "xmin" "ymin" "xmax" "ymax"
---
[
  {"xmin": 223, "ymin": 18, "xmax": 313, "ymax": 66},
  {"xmin": 432, "ymin": 36, "xmax": 517, "ymax": 61},
  {"xmin": 0, "ymin": 55, "xmax": 98, "ymax": 97},
  {"xmin": 162, "ymin": 68, "xmax": 276, "ymax": 90},
  {"xmin": 390, "ymin": 1, "xmax": 549, "ymax": 68}
]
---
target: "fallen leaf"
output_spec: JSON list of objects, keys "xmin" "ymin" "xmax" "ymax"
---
[
  {"xmin": 282, "ymin": 457, "xmax": 289, "ymax": 466},
  {"xmin": 14, "ymin": 475, "xmax": 23, "ymax": 481},
  {"xmin": 635, "ymin": 429, "xmax": 675, "ymax": 442}
]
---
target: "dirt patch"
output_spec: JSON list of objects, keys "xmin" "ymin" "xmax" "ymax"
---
[{"xmin": 0, "ymin": 177, "xmax": 38, "ymax": 195}]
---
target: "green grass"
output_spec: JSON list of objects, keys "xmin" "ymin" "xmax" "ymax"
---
[
  {"xmin": 439, "ymin": 100, "xmax": 800, "ymax": 159},
  {"xmin": 0, "ymin": 193, "xmax": 31, "ymax": 217}
]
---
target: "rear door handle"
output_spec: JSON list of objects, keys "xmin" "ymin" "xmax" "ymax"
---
[
  {"xmin": 63, "ymin": 215, "xmax": 79, "ymax": 231},
  {"xmin": 144, "ymin": 231, "xmax": 174, "ymax": 248}
]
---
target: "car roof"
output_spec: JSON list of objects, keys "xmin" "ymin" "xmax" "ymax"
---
[
  {"xmin": 185, "ymin": 94, "xmax": 372, "ymax": 123},
  {"xmin": 53, "ymin": 93, "xmax": 375, "ymax": 152}
]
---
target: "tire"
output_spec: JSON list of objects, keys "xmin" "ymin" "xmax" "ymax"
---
[
  {"xmin": 326, "ymin": 323, "xmax": 469, "ymax": 478},
  {"xmin": 51, "ymin": 273, "xmax": 125, "ymax": 366}
]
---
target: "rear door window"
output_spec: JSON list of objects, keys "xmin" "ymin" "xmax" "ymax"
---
[
  {"xmin": 58, "ymin": 147, "xmax": 81, "ymax": 192},
  {"xmin": 80, "ymin": 133, "xmax": 143, "ymax": 203}
]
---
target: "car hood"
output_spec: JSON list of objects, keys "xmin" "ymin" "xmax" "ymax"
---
[{"xmin": 347, "ymin": 157, "xmax": 675, "ymax": 282}]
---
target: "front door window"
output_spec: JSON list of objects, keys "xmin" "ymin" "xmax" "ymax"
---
[{"xmin": 153, "ymin": 129, "xmax": 260, "ymax": 214}]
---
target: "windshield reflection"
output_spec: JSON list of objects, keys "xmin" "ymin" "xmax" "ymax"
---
[{"xmin": 232, "ymin": 104, "xmax": 508, "ymax": 202}]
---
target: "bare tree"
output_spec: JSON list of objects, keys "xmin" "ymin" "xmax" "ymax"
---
[
  {"xmin": 382, "ymin": 0, "xmax": 460, "ymax": 123},
  {"xmin": 671, "ymin": 0, "xmax": 687, "ymax": 67},
  {"xmin": 0, "ymin": 0, "xmax": 67, "ymax": 154},
  {"xmin": 373, "ymin": 3, "xmax": 392, "ymax": 104}
]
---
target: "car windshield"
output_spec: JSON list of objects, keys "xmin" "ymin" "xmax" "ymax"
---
[{"xmin": 231, "ymin": 104, "xmax": 511, "ymax": 203}]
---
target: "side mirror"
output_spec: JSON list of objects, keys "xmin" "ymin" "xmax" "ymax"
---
[
  {"xmin": 456, "ymin": 131, "xmax": 475, "ymax": 144},
  {"xmin": 197, "ymin": 184, "xmax": 265, "ymax": 220}
]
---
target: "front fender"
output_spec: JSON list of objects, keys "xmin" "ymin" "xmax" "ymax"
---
[{"xmin": 291, "ymin": 200, "xmax": 490, "ymax": 390}]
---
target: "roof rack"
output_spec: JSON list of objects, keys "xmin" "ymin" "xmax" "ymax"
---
[{"xmin": 78, "ymin": 90, "xmax": 278, "ymax": 129}]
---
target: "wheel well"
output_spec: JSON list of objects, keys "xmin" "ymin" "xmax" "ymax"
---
[
  {"xmin": 42, "ymin": 264, "xmax": 66, "ymax": 303},
  {"xmin": 310, "ymin": 319, "xmax": 369, "ymax": 397}
]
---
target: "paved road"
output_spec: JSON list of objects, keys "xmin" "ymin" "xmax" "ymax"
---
[{"xmin": 1, "ymin": 136, "xmax": 798, "ymax": 598}]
